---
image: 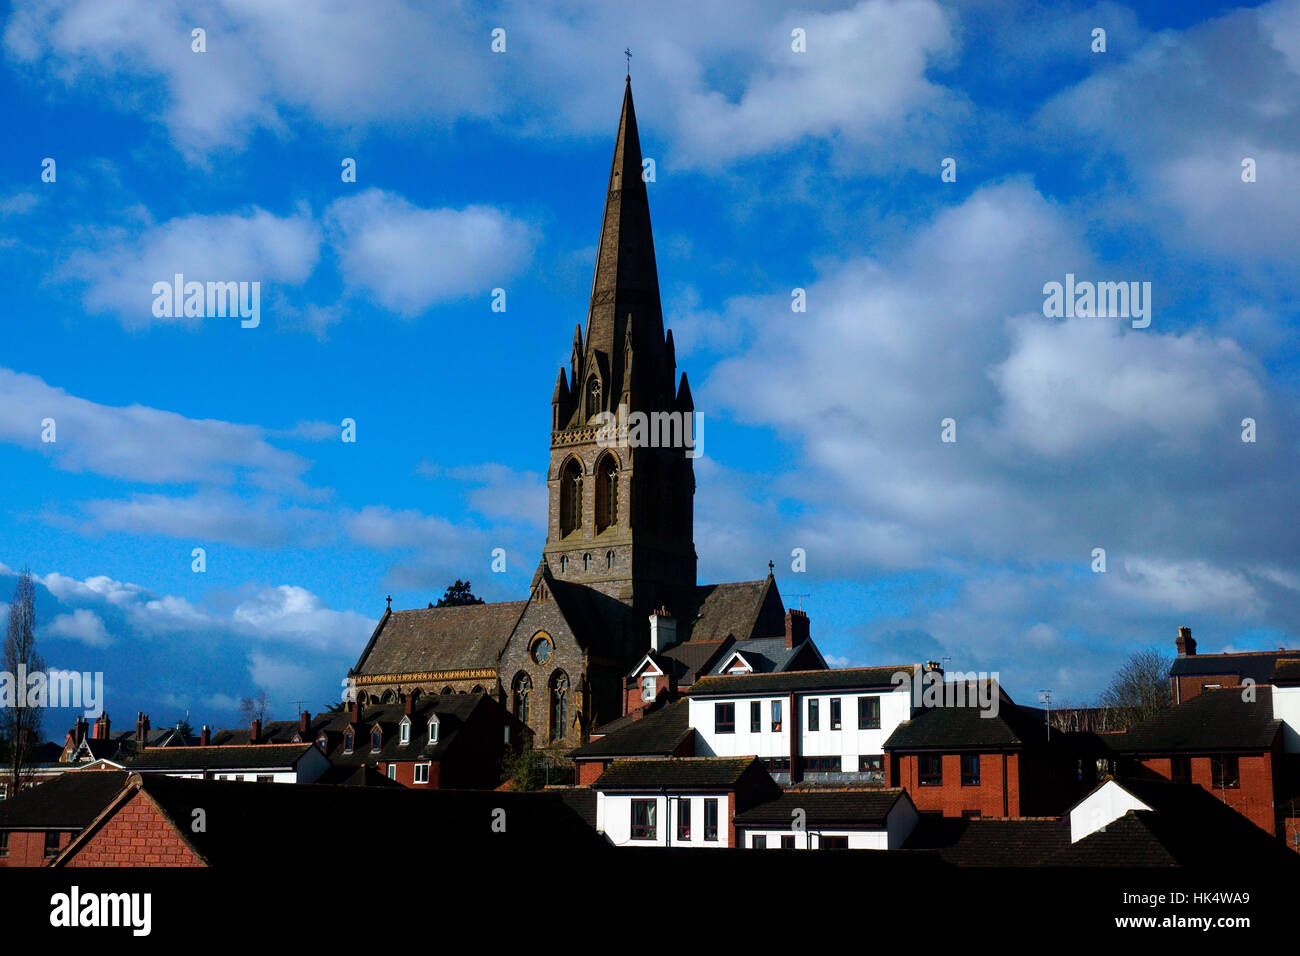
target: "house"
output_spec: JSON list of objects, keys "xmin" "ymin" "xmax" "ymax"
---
[
  {"xmin": 1168, "ymin": 625, "xmax": 1300, "ymax": 703},
  {"xmin": 0, "ymin": 769, "xmax": 128, "ymax": 866},
  {"xmin": 883, "ymin": 682, "xmax": 1099, "ymax": 818},
  {"xmin": 687, "ymin": 665, "xmax": 917, "ymax": 784},
  {"xmin": 122, "ymin": 743, "xmax": 330, "ymax": 783},
  {"xmin": 733, "ymin": 788, "xmax": 919, "ymax": 850},
  {"xmin": 569, "ymin": 697, "xmax": 694, "ymax": 785},
  {"xmin": 1110, "ymin": 685, "xmax": 1285, "ymax": 838},
  {"xmin": 592, "ymin": 756, "xmax": 779, "ymax": 847},
  {"xmin": 61, "ymin": 712, "xmax": 192, "ymax": 766},
  {"xmin": 53, "ymin": 773, "xmax": 608, "ymax": 867},
  {"xmin": 329, "ymin": 691, "xmax": 528, "ymax": 789}
]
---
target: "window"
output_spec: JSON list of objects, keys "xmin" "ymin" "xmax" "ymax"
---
[
  {"xmin": 1171, "ymin": 755, "xmax": 1191, "ymax": 783},
  {"xmin": 804, "ymin": 756, "xmax": 842, "ymax": 772},
  {"xmin": 752, "ymin": 835, "xmax": 767, "ymax": 849},
  {"xmin": 961, "ymin": 754, "xmax": 980, "ymax": 787},
  {"xmin": 586, "ymin": 374, "xmax": 602, "ymax": 420},
  {"xmin": 807, "ymin": 699, "xmax": 820, "ymax": 732},
  {"xmin": 715, "ymin": 702, "xmax": 735, "ymax": 734},
  {"xmin": 256, "ymin": 775, "xmax": 272, "ymax": 783},
  {"xmin": 771, "ymin": 699, "xmax": 783, "ymax": 732},
  {"xmin": 0, "ymin": 783, "xmax": 7, "ymax": 801},
  {"xmin": 316, "ymin": 734, "xmax": 328, "ymax": 753},
  {"xmin": 631, "ymin": 799, "xmax": 657, "ymax": 840},
  {"xmin": 560, "ymin": 555, "xmax": 568, "ymax": 573},
  {"xmin": 550, "ymin": 671, "xmax": 569, "ymax": 742},
  {"xmin": 387, "ymin": 764, "xmax": 397, "ymax": 780},
  {"xmin": 750, "ymin": 701, "xmax": 761, "ymax": 733},
  {"xmin": 704, "ymin": 799, "xmax": 719, "ymax": 841},
  {"xmin": 858, "ymin": 696, "xmax": 881, "ymax": 730},
  {"xmin": 44, "ymin": 831, "xmax": 60, "ymax": 858},
  {"xmin": 0, "ymin": 832, "xmax": 8, "ymax": 857},
  {"xmin": 830, "ymin": 698, "xmax": 842, "ymax": 731},
  {"xmin": 919, "ymin": 754, "xmax": 943, "ymax": 786},
  {"xmin": 583, "ymin": 553, "xmax": 591, "ymax": 571},
  {"xmin": 344, "ymin": 730, "xmax": 354, "ymax": 754},
  {"xmin": 512, "ymin": 672, "xmax": 532, "ymax": 725},
  {"xmin": 641, "ymin": 674, "xmax": 657, "ymax": 702},
  {"xmin": 606, "ymin": 550, "xmax": 615, "ymax": 570},
  {"xmin": 677, "ymin": 799, "xmax": 691, "ymax": 841},
  {"xmin": 596, "ymin": 454, "xmax": 619, "ymax": 533},
  {"xmin": 414, "ymin": 763, "xmax": 430, "ymax": 784},
  {"xmin": 762, "ymin": 757, "xmax": 791, "ymax": 773},
  {"xmin": 560, "ymin": 458, "xmax": 583, "ymax": 535},
  {"xmin": 371, "ymin": 727, "xmax": 382, "ymax": 751},
  {"xmin": 1211, "ymin": 755, "xmax": 1239, "ymax": 789},
  {"xmin": 859, "ymin": 754, "xmax": 884, "ymax": 780},
  {"xmin": 400, "ymin": 719, "xmax": 411, "ymax": 744},
  {"xmin": 820, "ymin": 836, "xmax": 849, "ymax": 850},
  {"xmin": 780, "ymin": 835, "xmax": 795, "ymax": 849},
  {"xmin": 428, "ymin": 718, "xmax": 440, "ymax": 744},
  {"xmin": 962, "ymin": 810, "xmax": 981, "ymax": 820}
]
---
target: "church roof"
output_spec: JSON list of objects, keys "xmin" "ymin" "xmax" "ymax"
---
[
  {"xmin": 678, "ymin": 578, "xmax": 786, "ymax": 644},
  {"xmin": 351, "ymin": 601, "xmax": 529, "ymax": 677}
]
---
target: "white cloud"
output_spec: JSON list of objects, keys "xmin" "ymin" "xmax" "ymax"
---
[
  {"xmin": 325, "ymin": 189, "xmax": 536, "ymax": 316},
  {"xmin": 45, "ymin": 608, "xmax": 112, "ymax": 646}
]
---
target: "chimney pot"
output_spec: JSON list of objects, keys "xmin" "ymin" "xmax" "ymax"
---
[
  {"xmin": 1175, "ymin": 626, "xmax": 1197, "ymax": 657},
  {"xmin": 784, "ymin": 609, "xmax": 810, "ymax": 650},
  {"xmin": 649, "ymin": 608, "xmax": 677, "ymax": 653},
  {"xmin": 250, "ymin": 718, "xmax": 262, "ymax": 745},
  {"xmin": 300, "ymin": 710, "xmax": 311, "ymax": 733},
  {"xmin": 200, "ymin": 725, "xmax": 210, "ymax": 747}
]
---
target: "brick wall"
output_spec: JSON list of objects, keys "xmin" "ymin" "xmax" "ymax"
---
[
  {"xmin": 1135, "ymin": 751, "xmax": 1277, "ymax": 835},
  {"xmin": 0, "ymin": 830, "xmax": 71, "ymax": 867},
  {"xmin": 891, "ymin": 751, "xmax": 1020, "ymax": 818},
  {"xmin": 1173, "ymin": 673, "xmax": 1237, "ymax": 703},
  {"xmin": 64, "ymin": 791, "xmax": 203, "ymax": 867}
]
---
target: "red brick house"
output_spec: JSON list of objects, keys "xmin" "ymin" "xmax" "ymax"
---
[
  {"xmin": 0, "ymin": 770, "xmax": 127, "ymax": 866},
  {"xmin": 1168, "ymin": 626, "xmax": 1300, "ymax": 704},
  {"xmin": 569, "ymin": 698, "xmax": 694, "ymax": 785}
]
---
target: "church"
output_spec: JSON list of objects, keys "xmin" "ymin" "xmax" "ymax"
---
[{"xmin": 347, "ymin": 78, "xmax": 824, "ymax": 753}]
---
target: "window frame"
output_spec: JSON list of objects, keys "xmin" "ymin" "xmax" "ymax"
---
[
  {"xmin": 858, "ymin": 695, "xmax": 881, "ymax": 730},
  {"xmin": 1170, "ymin": 755, "xmax": 1191, "ymax": 783},
  {"xmin": 960, "ymin": 753, "xmax": 981, "ymax": 787},
  {"xmin": 808, "ymin": 698, "xmax": 820, "ymax": 732},
  {"xmin": 771, "ymin": 699, "xmax": 783, "ymax": 732},
  {"xmin": 414, "ymin": 763, "xmax": 431, "ymax": 784},
  {"xmin": 919, "ymin": 753, "xmax": 943, "ymax": 786},
  {"xmin": 750, "ymin": 701, "xmax": 761, "ymax": 733},
  {"xmin": 631, "ymin": 798, "xmax": 657, "ymax": 840},
  {"xmin": 703, "ymin": 798, "xmax": 720, "ymax": 841},
  {"xmin": 44, "ymin": 830, "xmax": 60, "ymax": 858},
  {"xmin": 1211, "ymin": 754, "xmax": 1240, "ymax": 789},
  {"xmin": 714, "ymin": 702, "xmax": 735, "ymax": 734},
  {"xmin": 677, "ymin": 798, "xmax": 691, "ymax": 842},
  {"xmin": 830, "ymin": 697, "xmax": 842, "ymax": 731}
]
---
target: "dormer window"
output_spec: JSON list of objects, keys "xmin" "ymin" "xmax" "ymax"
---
[
  {"xmin": 371, "ymin": 727, "xmax": 382, "ymax": 751},
  {"xmin": 641, "ymin": 675, "xmax": 656, "ymax": 702},
  {"xmin": 316, "ymin": 733, "xmax": 328, "ymax": 753},
  {"xmin": 400, "ymin": 717, "xmax": 411, "ymax": 744},
  {"xmin": 428, "ymin": 717, "xmax": 440, "ymax": 744},
  {"xmin": 344, "ymin": 730, "xmax": 354, "ymax": 754}
]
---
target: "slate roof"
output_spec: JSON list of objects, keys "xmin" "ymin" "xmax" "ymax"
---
[
  {"xmin": 56, "ymin": 774, "xmax": 608, "ymax": 867},
  {"xmin": 678, "ymin": 578, "xmax": 786, "ymax": 644},
  {"xmin": 647, "ymin": 639, "xmax": 732, "ymax": 684},
  {"xmin": 1169, "ymin": 649, "xmax": 1298, "ymax": 685},
  {"xmin": 710, "ymin": 636, "xmax": 822, "ymax": 675},
  {"xmin": 689, "ymin": 666, "xmax": 911, "ymax": 697},
  {"xmin": 0, "ymin": 770, "xmax": 128, "ymax": 830},
  {"xmin": 885, "ymin": 696, "xmax": 1049, "ymax": 751},
  {"xmin": 1113, "ymin": 686, "xmax": 1281, "ymax": 752},
  {"xmin": 734, "ymin": 789, "xmax": 908, "ymax": 828},
  {"xmin": 123, "ymin": 744, "xmax": 315, "ymax": 772},
  {"xmin": 1272, "ymin": 658, "xmax": 1300, "ymax": 685},
  {"xmin": 351, "ymin": 601, "xmax": 528, "ymax": 677},
  {"xmin": 544, "ymin": 576, "xmax": 636, "ymax": 658},
  {"xmin": 569, "ymin": 699, "xmax": 692, "ymax": 759},
  {"xmin": 904, "ymin": 817, "xmax": 1071, "ymax": 866},
  {"xmin": 556, "ymin": 786, "xmax": 598, "ymax": 829},
  {"xmin": 592, "ymin": 756, "xmax": 760, "ymax": 790},
  {"xmin": 329, "ymin": 694, "xmax": 511, "ymax": 766}
]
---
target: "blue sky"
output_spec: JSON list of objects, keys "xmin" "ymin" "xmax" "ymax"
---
[{"xmin": 2, "ymin": 0, "xmax": 1299, "ymax": 737}]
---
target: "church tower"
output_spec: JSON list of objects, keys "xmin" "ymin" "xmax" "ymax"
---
[{"xmin": 543, "ymin": 77, "xmax": 697, "ymax": 619}]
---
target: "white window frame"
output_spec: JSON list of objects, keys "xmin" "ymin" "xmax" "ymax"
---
[
  {"xmin": 400, "ymin": 718, "xmax": 411, "ymax": 744},
  {"xmin": 428, "ymin": 718, "xmax": 440, "ymax": 743},
  {"xmin": 387, "ymin": 764, "xmax": 397, "ymax": 780},
  {"xmin": 641, "ymin": 675, "xmax": 656, "ymax": 702},
  {"xmin": 414, "ymin": 763, "xmax": 431, "ymax": 784}
]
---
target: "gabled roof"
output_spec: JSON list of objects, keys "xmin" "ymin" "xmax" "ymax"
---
[
  {"xmin": 689, "ymin": 666, "xmax": 911, "ymax": 697},
  {"xmin": 124, "ymin": 744, "xmax": 315, "ymax": 772},
  {"xmin": 710, "ymin": 637, "xmax": 824, "ymax": 676},
  {"xmin": 1272, "ymin": 657, "xmax": 1300, "ymax": 685},
  {"xmin": 351, "ymin": 600, "xmax": 528, "ymax": 677},
  {"xmin": 541, "ymin": 575, "xmax": 636, "ymax": 658},
  {"xmin": 1112, "ymin": 686, "xmax": 1281, "ymax": 752},
  {"xmin": 1170, "ymin": 648, "xmax": 1298, "ymax": 684},
  {"xmin": 884, "ymin": 695, "xmax": 1047, "ymax": 752},
  {"xmin": 569, "ymin": 699, "xmax": 691, "ymax": 759},
  {"xmin": 733, "ymin": 789, "xmax": 910, "ymax": 828},
  {"xmin": 55, "ymin": 774, "xmax": 608, "ymax": 867},
  {"xmin": 904, "ymin": 817, "xmax": 1071, "ymax": 866},
  {"xmin": 592, "ymin": 756, "xmax": 762, "ymax": 790},
  {"xmin": 0, "ymin": 770, "xmax": 129, "ymax": 830},
  {"xmin": 678, "ymin": 578, "xmax": 785, "ymax": 644},
  {"xmin": 653, "ymin": 639, "xmax": 732, "ymax": 684},
  {"xmin": 329, "ymin": 693, "xmax": 518, "ymax": 766}
]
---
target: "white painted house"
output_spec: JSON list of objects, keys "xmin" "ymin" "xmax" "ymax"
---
[{"xmin": 734, "ymin": 788, "xmax": 919, "ymax": 850}]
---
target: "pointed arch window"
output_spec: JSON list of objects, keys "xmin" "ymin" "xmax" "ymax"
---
[
  {"xmin": 606, "ymin": 550, "xmax": 615, "ymax": 570},
  {"xmin": 586, "ymin": 375, "xmax": 602, "ymax": 420},
  {"xmin": 512, "ymin": 672, "xmax": 532, "ymax": 725},
  {"xmin": 583, "ymin": 553, "xmax": 591, "ymax": 571},
  {"xmin": 595, "ymin": 454, "xmax": 618, "ymax": 532},
  {"xmin": 550, "ymin": 671, "xmax": 570, "ymax": 742},
  {"xmin": 559, "ymin": 555, "xmax": 568, "ymax": 573},
  {"xmin": 560, "ymin": 459, "xmax": 583, "ymax": 536}
]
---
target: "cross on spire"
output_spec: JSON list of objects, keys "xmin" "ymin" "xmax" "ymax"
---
[{"xmin": 625, "ymin": 47, "xmax": 632, "ymax": 77}]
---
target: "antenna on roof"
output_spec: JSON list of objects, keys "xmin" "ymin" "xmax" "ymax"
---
[
  {"xmin": 1039, "ymin": 689, "xmax": 1053, "ymax": 740},
  {"xmin": 791, "ymin": 593, "xmax": 810, "ymax": 611}
]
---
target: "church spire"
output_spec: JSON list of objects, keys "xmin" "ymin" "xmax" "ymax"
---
[{"xmin": 569, "ymin": 77, "xmax": 667, "ymax": 425}]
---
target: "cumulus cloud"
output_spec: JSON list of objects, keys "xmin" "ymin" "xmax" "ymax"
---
[
  {"xmin": 324, "ymin": 190, "xmax": 536, "ymax": 316},
  {"xmin": 44, "ymin": 608, "xmax": 112, "ymax": 646}
]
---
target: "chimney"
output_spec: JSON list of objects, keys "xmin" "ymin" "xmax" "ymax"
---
[
  {"xmin": 923, "ymin": 660, "xmax": 944, "ymax": 676},
  {"xmin": 784, "ymin": 609, "xmax": 810, "ymax": 650},
  {"xmin": 649, "ymin": 607, "xmax": 677, "ymax": 653},
  {"xmin": 350, "ymin": 696, "xmax": 361, "ymax": 725},
  {"xmin": 300, "ymin": 710, "xmax": 312, "ymax": 733},
  {"xmin": 403, "ymin": 692, "xmax": 415, "ymax": 716},
  {"xmin": 135, "ymin": 712, "xmax": 150, "ymax": 749},
  {"xmin": 200, "ymin": 725, "xmax": 210, "ymax": 747},
  {"xmin": 250, "ymin": 718, "xmax": 262, "ymax": 745},
  {"xmin": 74, "ymin": 715, "xmax": 88, "ymax": 745},
  {"xmin": 93, "ymin": 713, "xmax": 111, "ymax": 740},
  {"xmin": 1176, "ymin": 626, "xmax": 1197, "ymax": 657}
]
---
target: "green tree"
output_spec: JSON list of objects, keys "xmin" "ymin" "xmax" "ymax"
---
[
  {"xmin": 500, "ymin": 745, "xmax": 549, "ymax": 791},
  {"xmin": 3, "ymin": 568, "xmax": 44, "ymax": 791},
  {"xmin": 435, "ymin": 580, "xmax": 485, "ymax": 607}
]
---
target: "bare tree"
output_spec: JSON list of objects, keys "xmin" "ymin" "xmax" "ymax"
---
[
  {"xmin": 3, "ymin": 568, "xmax": 44, "ymax": 793},
  {"xmin": 1098, "ymin": 648, "xmax": 1173, "ymax": 730},
  {"xmin": 238, "ymin": 691, "xmax": 271, "ymax": 725}
]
